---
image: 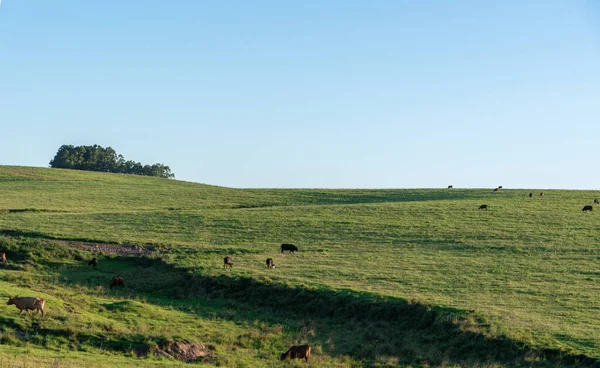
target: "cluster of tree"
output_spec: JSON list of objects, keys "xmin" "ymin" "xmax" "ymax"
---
[{"xmin": 49, "ymin": 145, "xmax": 175, "ymax": 178}]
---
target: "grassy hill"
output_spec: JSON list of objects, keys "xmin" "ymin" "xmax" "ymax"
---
[{"xmin": 1, "ymin": 165, "xmax": 600, "ymax": 367}]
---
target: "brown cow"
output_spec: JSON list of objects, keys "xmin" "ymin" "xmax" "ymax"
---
[
  {"xmin": 223, "ymin": 256, "xmax": 233, "ymax": 268},
  {"xmin": 0, "ymin": 252, "xmax": 6, "ymax": 264},
  {"xmin": 6, "ymin": 296, "xmax": 46, "ymax": 317},
  {"xmin": 493, "ymin": 188, "xmax": 499, "ymax": 192},
  {"xmin": 479, "ymin": 204, "xmax": 488, "ymax": 210},
  {"xmin": 266, "ymin": 258, "xmax": 275, "ymax": 268},
  {"xmin": 280, "ymin": 345, "xmax": 311, "ymax": 363},
  {"xmin": 595, "ymin": 199, "xmax": 599, "ymax": 205},
  {"xmin": 110, "ymin": 276, "xmax": 125, "ymax": 289},
  {"xmin": 540, "ymin": 192, "xmax": 544, "ymax": 198}
]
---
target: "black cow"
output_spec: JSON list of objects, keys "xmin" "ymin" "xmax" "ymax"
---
[
  {"xmin": 447, "ymin": 185, "xmax": 453, "ymax": 189},
  {"xmin": 493, "ymin": 188, "xmax": 499, "ymax": 192},
  {"xmin": 583, "ymin": 205, "xmax": 593, "ymax": 212},
  {"xmin": 529, "ymin": 192, "xmax": 533, "ymax": 198},
  {"xmin": 498, "ymin": 186, "xmax": 503, "ymax": 189},
  {"xmin": 88, "ymin": 258, "xmax": 98, "ymax": 268},
  {"xmin": 266, "ymin": 258, "xmax": 275, "ymax": 268},
  {"xmin": 595, "ymin": 199, "xmax": 599, "ymax": 205},
  {"xmin": 479, "ymin": 204, "xmax": 488, "ymax": 210},
  {"xmin": 223, "ymin": 256, "xmax": 233, "ymax": 268},
  {"xmin": 281, "ymin": 244, "xmax": 298, "ymax": 253}
]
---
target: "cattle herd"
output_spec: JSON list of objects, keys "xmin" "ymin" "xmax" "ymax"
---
[
  {"xmin": 470, "ymin": 188, "xmax": 600, "ymax": 213},
  {"xmin": 219, "ymin": 244, "xmax": 312, "ymax": 362},
  {"xmin": 211, "ymin": 243, "xmax": 311, "ymax": 362},
  {"xmin": 3, "ymin": 188, "xmax": 600, "ymax": 364},
  {"xmin": 3, "ymin": 242, "xmax": 309, "ymax": 363}
]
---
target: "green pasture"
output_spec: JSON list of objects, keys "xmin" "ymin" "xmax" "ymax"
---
[{"xmin": 1, "ymin": 165, "xmax": 600, "ymax": 367}]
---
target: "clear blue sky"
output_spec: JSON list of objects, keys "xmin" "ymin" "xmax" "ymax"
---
[{"xmin": 1, "ymin": 1, "xmax": 599, "ymax": 188}]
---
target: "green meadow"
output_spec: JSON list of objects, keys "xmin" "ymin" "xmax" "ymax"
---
[{"xmin": 1, "ymin": 165, "xmax": 600, "ymax": 367}]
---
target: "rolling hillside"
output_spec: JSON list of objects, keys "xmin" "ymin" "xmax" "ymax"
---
[{"xmin": 1, "ymin": 165, "xmax": 600, "ymax": 367}]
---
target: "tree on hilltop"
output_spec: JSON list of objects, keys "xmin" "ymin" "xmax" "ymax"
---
[{"xmin": 49, "ymin": 144, "xmax": 175, "ymax": 178}]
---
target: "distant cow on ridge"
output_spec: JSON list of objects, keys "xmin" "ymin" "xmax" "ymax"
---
[
  {"xmin": 266, "ymin": 258, "xmax": 275, "ymax": 268},
  {"xmin": 583, "ymin": 205, "xmax": 593, "ymax": 212},
  {"xmin": 223, "ymin": 256, "xmax": 233, "ymax": 268},
  {"xmin": 479, "ymin": 204, "xmax": 488, "ymax": 210},
  {"xmin": 281, "ymin": 244, "xmax": 298, "ymax": 253},
  {"xmin": 447, "ymin": 185, "xmax": 453, "ymax": 189},
  {"xmin": 493, "ymin": 188, "xmax": 499, "ymax": 192}
]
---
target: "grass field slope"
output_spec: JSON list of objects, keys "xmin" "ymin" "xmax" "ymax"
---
[{"xmin": 1, "ymin": 165, "xmax": 600, "ymax": 367}]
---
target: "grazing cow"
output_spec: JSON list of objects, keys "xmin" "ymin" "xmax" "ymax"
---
[
  {"xmin": 281, "ymin": 244, "xmax": 298, "ymax": 253},
  {"xmin": 479, "ymin": 204, "xmax": 488, "ymax": 210},
  {"xmin": 6, "ymin": 296, "xmax": 46, "ymax": 317},
  {"xmin": 109, "ymin": 276, "xmax": 125, "ymax": 289},
  {"xmin": 529, "ymin": 193, "xmax": 533, "ymax": 198},
  {"xmin": 1, "ymin": 252, "xmax": 6, "ymax": 264},
  {"xmin": 266, "ymin": 258, "xmax": 275, "ymax": 268},
  {"xmin": 583, "ymin": 205, "xmax": 593, "ymax": 212},
  {"xmin": 493, "ymin": 188, "xmax": 499, "ymax": 192},
  {"xmin": 280, "ymin": 345, "xmax": 311, "ymax": 363},
  {"xmin": 447, "ymin": 185, "xmax": 453, "ymax": 189},
  {"xmin": 223, "ymin": 256, "xmax": 233, "ymax": 268},
  {"xmin": 540, "ymin": 192, "xmax": 544, "ymax": 198},
  {"xmin": 88, "ymin": 258, "xmax": 98, "ymax": 268},
  {"xmin": 595, "ymin": 199, "xmax": 599, "ymax": 205}
]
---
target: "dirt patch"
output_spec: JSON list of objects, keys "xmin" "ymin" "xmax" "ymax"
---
[
  {"xmin": 159, "ymin": 341, "xmax": 214, "ymax": 362},
  {"xmin": 59, "ymin": 240, "xmax": 168, "ymax": 256},
  {"xmin": 137, "ymin": 340, "xmax": 215, "ymax": 363}
]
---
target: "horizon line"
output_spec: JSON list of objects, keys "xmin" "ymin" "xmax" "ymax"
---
[{"xmin": 2, "ymin": 165, "xmax": 599, "ymax": 191}]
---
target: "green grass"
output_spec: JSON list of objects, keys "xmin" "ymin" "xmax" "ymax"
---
[{"xmin": 1, "ymin": 165, "xmax": 600, "ymax": 366}]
